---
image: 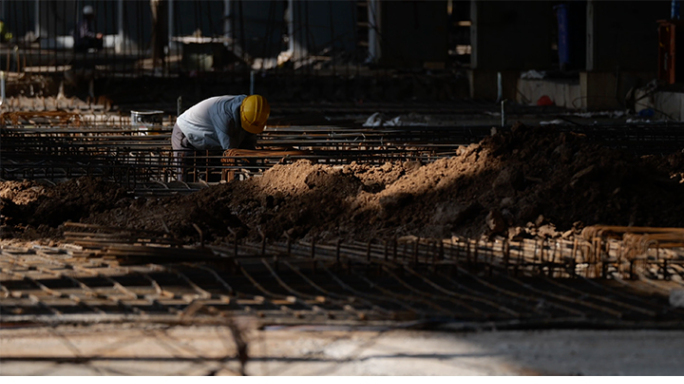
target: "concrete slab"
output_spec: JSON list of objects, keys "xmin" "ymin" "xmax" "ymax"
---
[{"xmin": 1, "ymin": 324, "xmax": 684, "ymax": 375}]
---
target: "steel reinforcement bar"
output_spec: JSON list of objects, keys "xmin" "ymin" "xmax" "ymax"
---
[
  {"xmin": 3, "ymin": 123, "xmax": 684, "ymax": 194},
  {"xmin": 2, "ymin": 223, "xmax": 683, "ymax": 328}
]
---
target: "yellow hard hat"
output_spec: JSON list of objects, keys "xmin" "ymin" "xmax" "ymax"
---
[{"xmin": 240, "ymin": 95, "xmax": 270, "ymax": 134}]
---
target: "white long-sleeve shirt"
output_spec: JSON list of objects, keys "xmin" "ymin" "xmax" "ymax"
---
[{"xmin": 176, "ymin": 95, "xmax": 256, "ymax": 150}]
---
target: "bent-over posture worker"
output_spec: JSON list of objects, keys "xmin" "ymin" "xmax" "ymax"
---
[{"xmin": 172, "ymin": 94, "xmax": 270, "ymax": 181}]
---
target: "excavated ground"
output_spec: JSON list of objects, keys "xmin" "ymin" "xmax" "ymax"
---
[{"xmin": 2, "ymin": 124, "xmax": 684, "ymax": 244}]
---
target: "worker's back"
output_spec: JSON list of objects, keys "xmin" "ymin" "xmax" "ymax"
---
[{"xmin": 176, "ymin": 95, "xmax": 255, "ymax": 150}]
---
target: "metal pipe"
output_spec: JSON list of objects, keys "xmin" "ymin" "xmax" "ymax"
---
[
  {"xmin": 249, "ymin": 70, "xmax": 254, "ymax": 95},
  {"xmin": 223, "ymin": 0, "xmax": 235, "ymax": 42},
  {"xmin": 496, "ymin": 71, "xmax": 502, "ymax": 102},
  {"xmin": 0, "ymin": 71, "xmax": 6, "ymax": 108},
  {"xmin": 368, "ymin": 0, "xmax": 381, "ymax": 63},
  {"xmin": 117, "ymin": 0, "xmax": 123, "ymax": 54},
  {"xmin": 34, "ymin": 0, "xmax": 40, "ymax": 38},
  {"xmin": 285, "ymin": 0, "xmax": 294, "ymax": 58},
  {"xmin": 168, "ymin": 0, "xmax": 174, "ymax": 53}
]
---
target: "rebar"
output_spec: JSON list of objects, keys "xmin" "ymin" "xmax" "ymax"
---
[{"xmin": 2, "ymin": 224, "xmax": 683, "ymax": 328}]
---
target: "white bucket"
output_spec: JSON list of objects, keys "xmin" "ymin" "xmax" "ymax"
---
[{"xmin": 131, "ymin": 110, "xmax": 164, "ymax": 135}]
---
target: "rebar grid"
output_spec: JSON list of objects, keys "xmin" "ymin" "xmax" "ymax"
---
[
  {"xmin": 2, "ymin": 223, "xmax": 683, "ymax": 329},
  {"xmin": 1, "ymin": 123, "xmax": 475, "ymax": 190},
  {"xmin": 4, "ymin": 121, "xmax": 684, "ymax": 194}
]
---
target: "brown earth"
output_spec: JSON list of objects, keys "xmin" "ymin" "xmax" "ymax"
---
[
  {"xmin": 2, "ymin": 124, "xmax": 684, "ymax": 244},
  {"xmin": 643, "ymin": 151, "xmax": 684, "ymax": 184}
]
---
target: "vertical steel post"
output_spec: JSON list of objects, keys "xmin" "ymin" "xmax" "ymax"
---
[
  {"xmin": 0, "ymin": 71, "xmax": 5, "ymax": 109},
  {"xmin": 368, "ymin": 0, "xmax": 381, "ymax": 63},
  {"xmin": 34, "ymin": 0, "xmax": 40, "ymax": 38},
  {"xmin": 286, "ymin": 0, "xmax": 294, "ymax": 55},
  {"xmin": 496, "ymin": 71, "xmax": 502, "ymax": 102},
  {"xmin": 250, "ymin": 70, "xmax": 255, "ymax": 95},
  {"xmin": 168, "ymin": 0, "xmax": 174, "ymax": 53},
  {"xmin": 117, "ymin": 0, "xmax": 123, "ymax": 54},
  {"xmin": 224, "ymin": 0, "xmax": 231, "ymax": 45}
]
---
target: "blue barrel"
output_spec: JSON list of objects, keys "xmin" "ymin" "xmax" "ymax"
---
[{"xmin": 555, "ymin": 4, "xmax": 571, "ymax": 70}]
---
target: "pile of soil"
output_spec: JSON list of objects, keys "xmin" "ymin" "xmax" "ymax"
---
[
  {"xmin": 0, "ymin": 177, "xmax": 242, "ymax": 242},
  {"xmin": 1, "ymin": 178, "xmax": 128, "ymax": 238},
  {"xmin": 3, "ymin": 124, "xmax": 684, "ymax": 243}
]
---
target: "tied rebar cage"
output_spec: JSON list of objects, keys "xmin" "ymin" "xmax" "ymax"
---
[
  {"xmin": 1, "ymin": 114, "xmax": 491, "ymax": 192},
  {"xmin": 4, "ymin": 118, "xmax": 684, "ymax": 193},
  {"xmin": 2, "ymin": 222, "xmax": 684, "ymax": 329}
]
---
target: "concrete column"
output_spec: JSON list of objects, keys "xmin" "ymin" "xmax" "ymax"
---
[
  {"xmin": 288, "ymin": 0, "xmax": 308, "ymax": 63},
  {"xmin": 285, "ymin": 0, "xmax": 294, "ymax": 57},
  {"xmin": 150, "ymin": 0, "xmax": 168, "ymax": 68},
  {"xmin": 586, "ymin": 0, "xmax": 595, "ymax": 71},
  {"xmin": 223, "ymin": 0, "xmax": 231, "ymax": 40},
  {"xmin": 168, "ymin": 0, "xmax": 174, "ymax": 51},
  {"xmin": 116, "ymin": 0, "xmax": 123, "ymax": 53},
  {"xmin": 368, "ymin": 0, "xmax": 381, "ymax": 63},
  {"xmin": 34, "ymin": 0, "xmax": 39, "ymax": 38},
  {"xmin": 470, "ymin": 0, "xmax": 478, "ymax": 69}
]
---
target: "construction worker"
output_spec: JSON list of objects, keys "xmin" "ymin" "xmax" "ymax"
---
[
  {"xmin": 74, "ymin": 5, "xmax": 103, "ymax": 52},
  {"xmin": 172, "ymin": 94, "xmax": 270, "ymax": 181}
]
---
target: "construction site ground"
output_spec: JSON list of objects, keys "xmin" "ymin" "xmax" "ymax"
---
[
  {"xmin": 1, "ymin": 324, "xmax": 684, "ymax": 375},
  {"xmin": 2, "ymin": 93, "xmax": 684, "ymax": 375},
  {"xmin": 3, "ymin": 121, "xmax": 684, "ymax": 242}
]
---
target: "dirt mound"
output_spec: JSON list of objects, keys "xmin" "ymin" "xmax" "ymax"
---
[
  {"xmin": 86, "ymin": 184, "xmax": 244, "ymax": 241},
  {"xmin": 1, "ymin": 178, "xmax": 127, "ymax": 228},
  {"xmin": 4, "ymin": 124, "xmax": 684, "ymax": 243},
  {"xmin": 226, "ymin": 124, "xmax": 684, "ymax": 241},
  {"xmin": 431, "ymin": 124, "xmax": 684, "ymax": 237},
  {"xmin": 0, "ymin": 180, "xmax": 48, "ymax": 205},
  {"xmin": 90, "ymin": 125, "xmax": 684, "ymax": 242},
  {"xmin": 0, "ymin": 177, "xmax": 244, "ymax": 241}
]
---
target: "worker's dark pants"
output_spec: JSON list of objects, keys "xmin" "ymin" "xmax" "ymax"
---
[
  {"xmin": 171, "ymin": 123, "xmax": 196, "ymax": 182},
  {"xmin": 172, "ymin": 124, "xmax": 224, "ymax": 182}
]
